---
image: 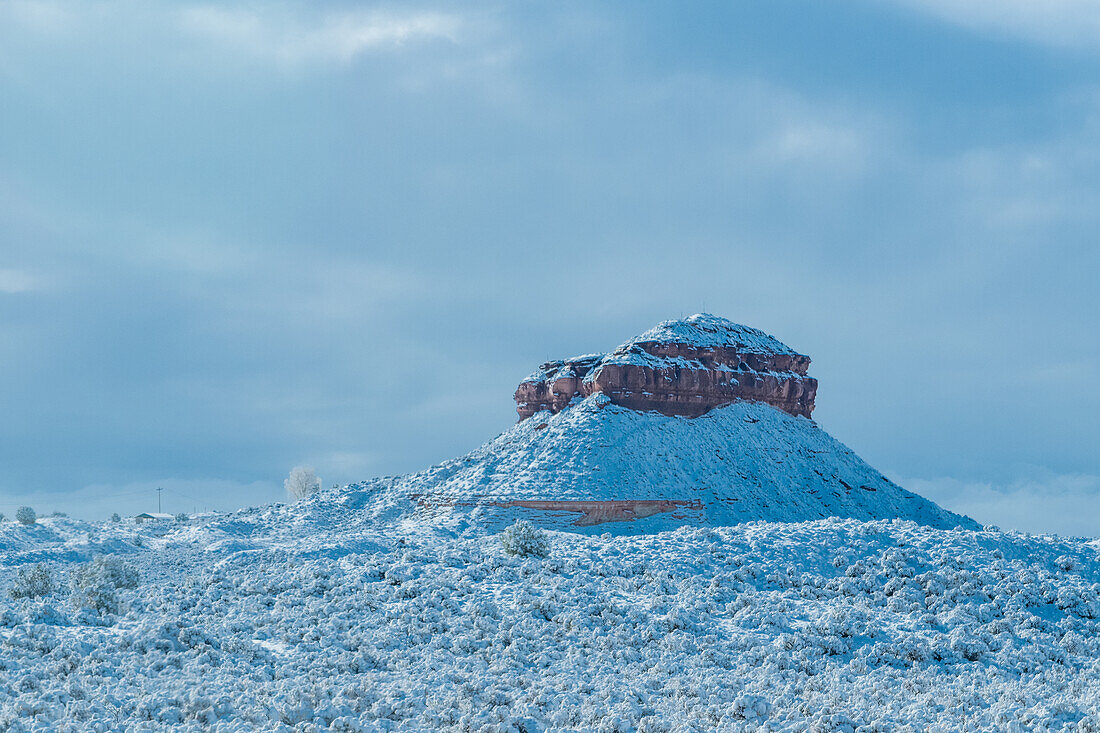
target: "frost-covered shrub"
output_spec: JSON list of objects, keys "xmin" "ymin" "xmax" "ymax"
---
[
  {"xmin": 175, "ymin": 512, "xmax": 189, "ymax": 523},
  {"xmin": 10, "ymin": 563, "xmax": 55, "ymax": 599},
  {"xmin": 69, "ymin": 555, "xmax": 140, "ymax": 615},
  {"xmin": 1056, "ymin": 555, "xmax": 1078, "ymax": 572},
  {"xmin": 733, "ymin": 694, "xmax": 772, "ymax": 722},
  {"xmin": 110, "ymin": 513, "xmax": 121, "ymax": 523},
  {"xmin": 285, "ymin": 466, "xmax": 322, "ymax": 500},
  {"xmin": 15, "ymin": 506, "xmax": 36, "ymax": 525},
  {"xmin": 500, "ymin": 520, "xmax": 549, "ymax": 558}
]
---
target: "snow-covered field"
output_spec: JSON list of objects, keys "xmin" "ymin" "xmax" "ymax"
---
[{"xmin": 3, "ymin": 507, "xmax": 1100, "ymax": 731}]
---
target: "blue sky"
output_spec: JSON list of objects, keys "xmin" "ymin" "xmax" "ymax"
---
[{"xmin": 0, "ymin": 0, "xmax": 1097, "ymax": 534}]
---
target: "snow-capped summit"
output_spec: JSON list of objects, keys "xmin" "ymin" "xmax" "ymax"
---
[
  {"xmin": 515, "ymin": 313, "xmax": 817, "ymax": 420},
  {"xmin": 367, "ymin": 316, "xmax": 977, "ymax": 533},
  {"xmin": 628, "ymin": 312, "xmax": 802, "ymax": 354}
]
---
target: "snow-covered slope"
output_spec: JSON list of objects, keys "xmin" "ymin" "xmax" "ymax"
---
[
  {"xmin": 624, "ymin": 312, "xmax": 801, "ymax": 354},
  {"xmin": 367, "ymin": 395, "xmax": 976, "ymax": 533}
]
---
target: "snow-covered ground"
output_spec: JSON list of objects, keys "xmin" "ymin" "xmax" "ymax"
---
[{"xmin": 2, "ymin": 509, "xmax": 1100, "ymax": 731}]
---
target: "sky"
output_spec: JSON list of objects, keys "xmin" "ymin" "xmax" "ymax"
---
[{"xmin": 0, "ymin": 0, "xmax": 1097, "ymax": 534}]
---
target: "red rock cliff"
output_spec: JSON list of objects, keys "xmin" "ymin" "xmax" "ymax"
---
[{"xmin": 515, "ymin": 314, "xmax": 817, "ymax": 420}]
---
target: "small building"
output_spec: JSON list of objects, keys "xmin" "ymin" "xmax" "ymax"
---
[{"xmin": 133, "ymin": 512, "xmax": 174, "ymax": 524}]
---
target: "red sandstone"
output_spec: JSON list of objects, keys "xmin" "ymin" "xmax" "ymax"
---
[{"xmin": 515, "ymin": 315, "xmax": 817, "ymax": 421}]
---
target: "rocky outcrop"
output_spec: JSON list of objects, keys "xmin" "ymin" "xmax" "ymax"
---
[
  {"xmin": 411, "ymin": 496, "xmax": 703, "ymax": 527},
  {"xmin": 515, "ymin": 314, "xmax": 817, "ymax": 420}
]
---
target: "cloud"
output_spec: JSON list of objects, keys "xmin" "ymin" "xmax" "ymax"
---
[
  {"xmin": 886, "ymin": 0, "xmax": 1100, "ymax": 50},
  {"xmin": 0, "ymin": 0, "xmax": 72, "ymax": 34},
  {"xmin": 177, "ymin": 5, "xmax": 462, "ymax": 65},
  {"xmin": 0, "ymin": 268, "xmax": 37, "ymax": 294},
  {"xmin": 905, "ymin": 473, "xmax": 1100, "ymax": 537},
  {"xmin": 755, "ymin": 118, "xmax": 874, "ymax": 176}
]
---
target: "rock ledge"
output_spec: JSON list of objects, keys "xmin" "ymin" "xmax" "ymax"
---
[{"xmin": 515, "ymin": 314, "xmax": 817, "ymax": 420}]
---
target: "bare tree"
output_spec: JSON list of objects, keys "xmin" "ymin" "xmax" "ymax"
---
[{"xmin": 284, "ymin": 466, "xmax": 321, "ymax": 500}]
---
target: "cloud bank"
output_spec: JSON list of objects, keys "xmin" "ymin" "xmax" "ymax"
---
[{"xmin": 907, "ymin": 473, "xmax": 1100, "ymax": 537}]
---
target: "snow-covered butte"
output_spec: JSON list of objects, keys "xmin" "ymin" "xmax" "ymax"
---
[{"xmin": 383, "ymin": 315, "xmax": 975, "ymax": 532}]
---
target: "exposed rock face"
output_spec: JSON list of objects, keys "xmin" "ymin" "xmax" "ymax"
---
[
  {"xmin": 515, "ymin": 314, "xmax": 817, "ymax": 420},
  {"xmin": 411, "ymin": 497, "xmax": 702, "ymax": 527}
]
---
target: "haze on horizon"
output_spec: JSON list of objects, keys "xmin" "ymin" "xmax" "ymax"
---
[{"xmin": 0, "ymin": 0, "xmax": 1097, "ymax": 535}]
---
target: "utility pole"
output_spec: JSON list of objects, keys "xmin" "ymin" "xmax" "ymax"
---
[{"xmin": 157, "ymin": 487, "xmax": 163, "ymax": 514}]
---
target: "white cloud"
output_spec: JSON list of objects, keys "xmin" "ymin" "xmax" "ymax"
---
[
  {"xmin": 905, "ymin": 473, "xmax": 1100, "ymax": 537},
  {"xmin": 887, "ymin": 0, "xmax": 1100, "ymax": 50},
  {"xmin": 762, "ymin": 120, "xmax": 871, "ymax": 173},
  {"xmin": 178, "ymin": 5, "xmax": 462, "ymax": 65},
  {"xmin": 0, "ymin": 0, "xmax": 72, "ymax": 34},
  {"xmin": 0, "ymin": 268, "xmax": 37, "ymax": 293}
]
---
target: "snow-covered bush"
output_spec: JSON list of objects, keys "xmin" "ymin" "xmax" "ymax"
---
[
  {"xmin": 1056, "ymin": 555, "xmax": 1078, "ymax": 572},
  {"xmin": 69, "ymin": 555, "xmax": 140, "ymax": 615},
  {"xmin": 15, "ymin": 506, "xmax": 36, "ymax": 525},
  {"xmin": 285, "ymin": 466, "xmax": 322, "ymax": 500},
  {"xmin": 500, "ymin": 520, "xmax": 549, "ymax": 558},
  {"xmin": 175, "ymin": 512, "xmax": 189, "ymax": 523},
  {"xmin": 10, "ymin": 563, "xmax": 55, "ymax": 599},
  {"xmin": 110, "ymin": 513, "xmax": 121, "ymax": 523}
]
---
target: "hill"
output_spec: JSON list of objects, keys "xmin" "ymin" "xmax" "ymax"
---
[
  {"xmin": 365, "ymin": 314, "xmax": 976, "ymax": 533},
  {"xmin": 371, "ymin": 395, "xmax": 977, "ymax": 533}
]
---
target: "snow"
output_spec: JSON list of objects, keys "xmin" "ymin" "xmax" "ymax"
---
[
  {"xmin": 2, "ymin": 513, "xmax": 1100, "ymax": 730},
  {"xmin": 626, "ymin": 313, "xmax": 801, "ymax": 355},
  {"xmin": 0, "ymin": 351, "xmax": 1093, "ymax": 730},
  {"xmin": 590, "ymin": 350, "xmax": 740, "ymax": 373},
  {"xmin": 374, "ymin": 396, "xmax": 976, "ymax": 533},
  {"xmin": 520, "ymin": 315, "xmax": 801, "ymax": 389}
]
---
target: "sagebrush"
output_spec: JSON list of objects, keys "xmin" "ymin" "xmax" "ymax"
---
[
  {"xmin": 70, "ymin": 555, "xmax": 140, "ymax": 614},
  {"xmin": 500, "ymin": 520, "xmax": 549, "ymax": 558},
  {"xmin": 10, "ymin": 563, "xmax": 55, "ymax": 599}
]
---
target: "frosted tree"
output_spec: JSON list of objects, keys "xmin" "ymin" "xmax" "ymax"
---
[
  {"xmin": 284, "ymin": 466, "xmax": 321, "ymax": 500},
  {"xmin": 15, "ymin": 506, "xmax": 36, "ymax": 525}
]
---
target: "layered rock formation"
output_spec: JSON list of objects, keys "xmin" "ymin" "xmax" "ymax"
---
[{"xmin": 515, "ymin": 314, "xmax": 818, "ymax": 420}]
